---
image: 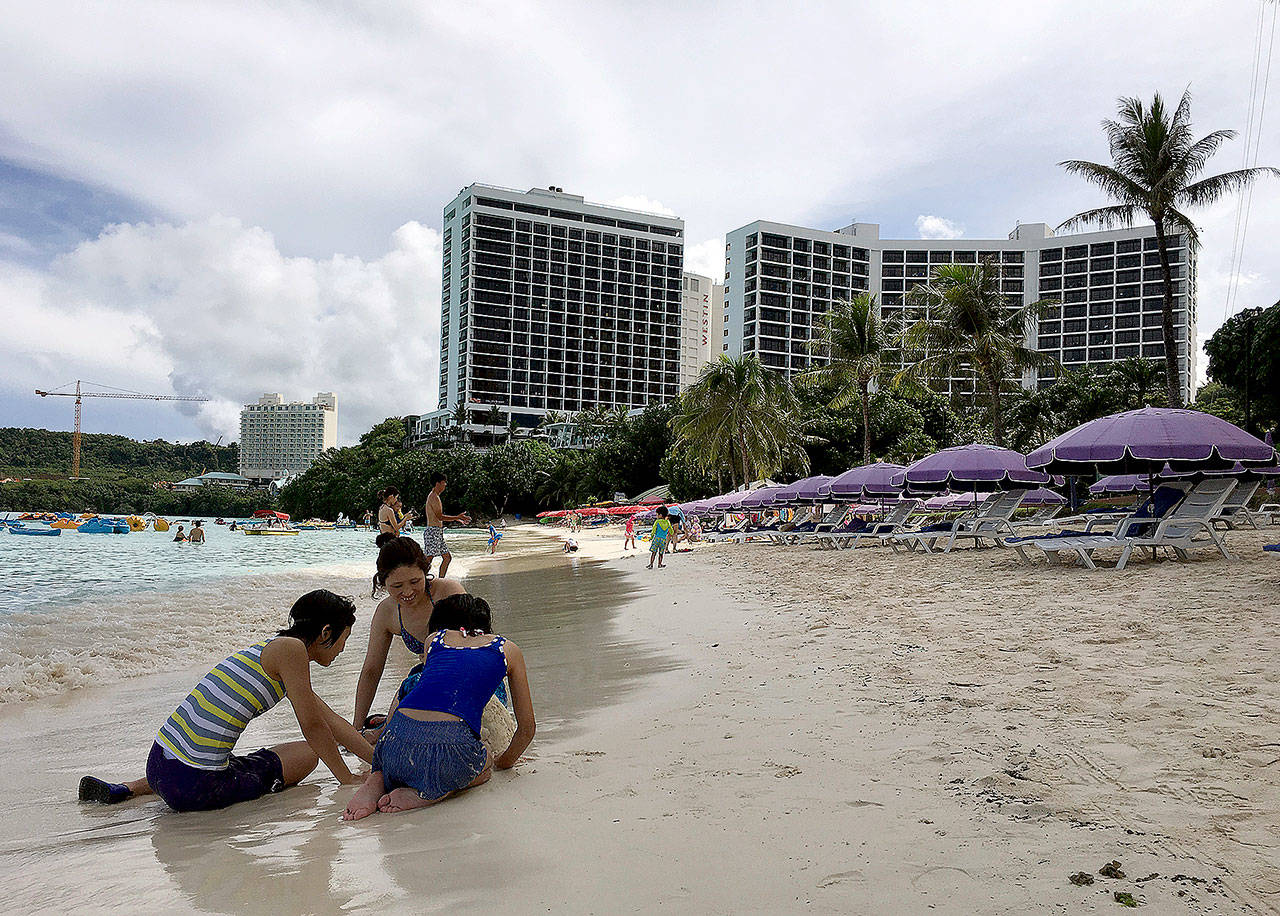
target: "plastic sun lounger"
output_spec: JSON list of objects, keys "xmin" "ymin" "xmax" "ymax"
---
[
  {"xmin": 1010, "ymin": 505, "xmax": 1062, "ymax": 530},
  {"xmin": 772, "ymin": 506, "xmax": 846, "ymax": 545},
  {"xmin": 1212, "ymin": 480, "xmax": 1261, "ymax": 530},
  {"xmin": 892, "ymin": 491, "xmax": 1024, "ymax": 554},
  {"xmin": 836, "ymin": 499, "xmax": 921, "ymax": 550},
  {"xmin": 1009, "ymin": 479, "xmax": 1238, "ymax": 570}
]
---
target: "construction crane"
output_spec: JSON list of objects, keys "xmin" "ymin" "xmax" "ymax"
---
[{"xmin": 35, "ymin": 379, "xmax": 211, "ymax": 479}]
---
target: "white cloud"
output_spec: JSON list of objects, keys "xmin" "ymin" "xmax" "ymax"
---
[
  {"xmin": 683, "ymin": 238, "xmax": 725, "ymax": 282},
  {"xmin": 0, "ymin": 218, "xmax": 441, "ymax": 444},
  {"xmin": 606, "ymin": 195, "xmax": 678, "ymax": 218},
  {"xmin": 915, "ymin": 215, "xmax": 965, "ymax": 240}
]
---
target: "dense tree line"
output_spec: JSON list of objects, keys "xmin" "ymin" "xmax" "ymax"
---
[
  {"xmin": 0, "ymin": 477, "xmax": 272, "ymax": 516},
  {"xmin": 0, "ymin": 427, "xmax": 238, "ymax": 481}
]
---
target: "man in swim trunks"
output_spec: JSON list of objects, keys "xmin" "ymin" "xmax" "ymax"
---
[
  {"xmin": 424, "ymin": 472, "xmax": 470, "ymax": 577},
  {"xmin": 188, "ymin": 521, "xmax": 205, "ymax": 544}
]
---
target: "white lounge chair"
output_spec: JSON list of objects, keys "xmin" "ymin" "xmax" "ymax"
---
[
  {"xmin": 1010, "ymin": 504, "xmax": 1062, "ymax": 531},
  {"xmin": 893, "ymin": 491, "xmax": 1025, "ymax": 553},
  {"xmin": 1212, "ymin": 480, "xmax": 1261, "ymax": 530},
  {"xmin": 831, "ymin": 500, "xmax": 922, "ymax": 549},
  {"xmin": 1260, "ymin": 503, "xmax": 1280, "ymax": 525},
  {"xmin": 774, "ymin": 505, "xmax": 847, "ymax": 545},
  {"xmin": 1008, "ymin": 478, "xmax": 1237, "ymax": 570}
]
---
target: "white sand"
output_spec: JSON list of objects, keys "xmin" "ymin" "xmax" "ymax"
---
[{"xmin": 0, "ymin": 521, "xmax": 1276, "ymax": 913}]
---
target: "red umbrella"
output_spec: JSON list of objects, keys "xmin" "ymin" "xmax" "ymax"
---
[
  {"xmin": 607, "ymin": 505, "xmax": 647, "ymax": 515},
  {"xmin": 576, "ymin": 507, "xmax": 608, "ymax": 516}
]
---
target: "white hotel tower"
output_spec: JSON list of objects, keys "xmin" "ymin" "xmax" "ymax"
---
[
  {"xmin": 238, "ymin": 392, "xmax": 338, "ymax": 481},
  {"xmin": 419, "ymin": 184, "xmax": 686, "ymax": 439},
  {"xmin": 723, "ymin": 219, "xmax": 1196, "ymax": 402}
]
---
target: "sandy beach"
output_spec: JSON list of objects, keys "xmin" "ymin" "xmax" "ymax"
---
[{"xmin": 1, "ymin": 522, "xmax": 1276, "ymax": 913}]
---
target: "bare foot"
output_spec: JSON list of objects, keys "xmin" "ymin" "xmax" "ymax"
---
[
  {"xmin": 342, "ymin": 774, "xmax": 385, "ymax": 821},
  {"xmin": 378, "ymin": 787, "xmax": 437, "ymax": 814}
]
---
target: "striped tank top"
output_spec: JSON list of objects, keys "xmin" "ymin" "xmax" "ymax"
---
[{"xmin": 155, "ymin": 641, "xmax": 287, "ymax": 771}]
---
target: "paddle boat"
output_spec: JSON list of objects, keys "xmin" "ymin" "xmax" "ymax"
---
[
  {"xmin": 242, "ymin": 510, "xmax": 300, "ymax": 536},
  {"xmin": 3, "ymin": 520, "xmax": 61, "ymax": 536},
  {"xmin": 78, "ymin": 517, "xmax": 130, "ymax": 534}
]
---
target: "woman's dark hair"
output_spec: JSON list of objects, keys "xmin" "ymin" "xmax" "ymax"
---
[
  {"xmin": 378, "ymin": 486, "xmax": 399, "ymax": 502},
  {"xmin": 427, "ymin": 593, "xmax": 492, "ymax": 635},
  {"xmin": 278, "ymin": 589, "xmax": 356, "ymax": 646},
  {"xmin": 372, "ymin": 535, "xmax": 433, "ymax": 597},
  {"xmin": 374, "ymin": 531, "xmax": 395, "ymax": 549}
]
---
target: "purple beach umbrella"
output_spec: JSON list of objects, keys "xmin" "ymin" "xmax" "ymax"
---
[
  {"xmin": 1021, "ymin": 487, "xmax": 1067, "ymax": 506},
  {"xmin": 1027, "ymin": 407, "xmax": 1277, "ymax": 474},
  {"xmin": 766, "ymin": 475, "xmax": 832, "ymax": 506},
  {"xmin": 739, "ymin": 484, "xmax": 788, "ymax": 508},
  {"xmin": 900, "ymin": 444, "xmax": 1050, "ymax": 493},
  {"xmin": 827, "ymin": 462, "xmax": 906, "ymax": 499},
  {"xmin": 1088, "ymin": 474, "xmax": 1153, "ymax": 496}
]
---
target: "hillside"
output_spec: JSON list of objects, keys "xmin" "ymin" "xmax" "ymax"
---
[{"xmin": 0, "ymin": 427, "xmax": 239, "ymax": 482}]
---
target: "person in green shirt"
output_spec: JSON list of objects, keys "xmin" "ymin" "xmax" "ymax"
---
[{"xmin": 647, "ymin": 506, "xmax": 674, "ymax": 569}]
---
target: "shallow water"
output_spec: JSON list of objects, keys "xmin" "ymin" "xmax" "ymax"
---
[
  {"xmin": 0, "ymin": 536, "xmax": 678, "ymax": 913},
  {"xmin": 0, "ymin": 522, "xmax": 487, "ymax": 703}
]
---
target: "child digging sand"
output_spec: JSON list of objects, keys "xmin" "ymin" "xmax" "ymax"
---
[
  {"xmin": 79, "ymin": 590, "xmax": 373, "ymax": 811},
  {"xmin": 343, "ymin": 593, "xmax": 534, "ymax": 819}
]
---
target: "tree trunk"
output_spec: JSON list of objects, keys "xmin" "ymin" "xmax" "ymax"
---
[
  {"xmin": 739, "ymin": 431, "xmax": 751, "ymax": 486},
  {"xmin": 1153, "ymin": 218, "xmax": 1184, "ymax": 408},
  {"xmin": 988, "ymin": 373, "xmax": 1005, "ymax": 447},
  {"xmin": 860, "ymin": 382, "xmax": 872, "ymax": 464}
]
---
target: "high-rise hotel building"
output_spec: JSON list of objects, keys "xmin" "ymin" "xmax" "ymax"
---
[
  {"xmin": 239, "ymin": 392, "xmax": 338, "ymax": 481},
  {"xmin": 428, "ymin": 184, "xmax": 685, "ymax": 434},
  {"xmin": 680, "ymin": 272, "xmax": 725, "ymax": 388},
  {"xmin": 723, "ymin": 220, "xmax": 1196, "ymax": 402}
]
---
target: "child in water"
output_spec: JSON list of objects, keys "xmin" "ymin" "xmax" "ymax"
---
[
  {"xmin": 343, "ymin": 593, "xmax": 535, "ymax": 819},
  {"xmin": 79, "ymin": 590, "xmax": 373, "ymax": 811}
]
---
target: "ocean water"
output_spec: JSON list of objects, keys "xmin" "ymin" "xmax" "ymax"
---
[{"xmin": 0, "ymin": 520, "xmax": 487, "ymax": 704}]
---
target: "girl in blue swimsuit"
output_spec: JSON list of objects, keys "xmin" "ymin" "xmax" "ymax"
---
[
  {"xmin": 343, "ymin": 594, "xmax": 535, "ymax": 819},
  {"xmin": 353, "ymin": 537, "xmax": 467, "ymax": 733}
]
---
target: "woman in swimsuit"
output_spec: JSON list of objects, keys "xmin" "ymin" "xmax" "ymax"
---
[
  {"xmin": 353, "ymin": 537, "xmax": 468, "ymax": 733},
  {"xmin": 342, "ymin": 593, "xmax": 534, "ymax": 819}
]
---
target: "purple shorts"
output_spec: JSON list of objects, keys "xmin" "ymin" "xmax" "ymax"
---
[{"xmin": 146, "ymin": 742, "xmax": 284, "ymax": 812}]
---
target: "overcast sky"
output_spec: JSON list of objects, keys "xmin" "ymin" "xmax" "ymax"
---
[{"xmin": 2, "ymin": 1, "xmax": 1277, "ymax": 445}]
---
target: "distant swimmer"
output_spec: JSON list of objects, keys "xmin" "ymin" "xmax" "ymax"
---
[
  {"xmin": 188, "ymin": 521, "xmax": 205, "ymax": 544},
  {"xmin": 343, "ymin": 593, "xmax": 535, "ymax": 820},
  {"xmin": 423, "ymin": 472, "xmax": 470, "ymax": 578},
  {"xmin": 78, "ymin": 590, "xmax": 372, "ymax": 811},
  {"xmin": 172, "ymin": 525, "xmax": 187, "ymax": 543}
]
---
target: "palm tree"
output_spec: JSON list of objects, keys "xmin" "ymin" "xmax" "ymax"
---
[
  {"xmin": 1109, "ymin": 357, "xmax": 1165, "ymax": 408},
  {"xmin": 797, "ymin": 293, "xmax": 896, "ymax": 464},
  {"xmin": 672, "ymin": 353, "xmax": 805, "ymax": 488},
  {"xmin": 897, "ymin": 262, "xmax": 1058, "ymax": 447},
  {"xmin": 1059, "ymin": 90, "xmax": 1278, "ymax": 407}
]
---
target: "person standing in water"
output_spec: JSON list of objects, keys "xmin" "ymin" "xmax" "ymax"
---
[
  {"xmin": 376, "ymin": 487, "xmax": 404, "ymax": 548},
  {"xmin": 487, "ymin": 523, "xmax": 503, "ymax": 555},
  {"xmin": 423, "ymin": 472, "xmax": 469, "ymax": 578},
  {"xmin": 188, "ymin": 521, "xmax": 205, "ymax": 544},
  {"xmin": 172, "ymin": 525, "xmax": 187, "ymax": 543},
  {"xmin": 79, "ymin": 590, "xmax": 372, "ymax": 811}
]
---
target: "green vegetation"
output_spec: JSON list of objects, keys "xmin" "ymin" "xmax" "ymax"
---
[
  {"xmin": 0, "ymin": 427, "xmax": 266, "ymax": 516},
  {"xmin": 671, "ymin": 353, "xmax": 809, "ymax": 490},
  {"xmin": 897, "ymin": 263, "xmax": 1058, "ymax": 447},
  {"xmin": 0, "ymin": 478, "xmax": 271, "ymax": 517},
  {"xmin": 1202, "ymin": 301, "xmax": 1279, "ymax": 435},
  {"xmin": 797, "ymin": 293, "xmax": 898, "ymax": 464},
  {"xmin": 1059, "ymin": 89, "xmax": 1279, "ymax": 407},
  {"xmin": 0, "ymin": 427, "xmax": 238, "ymax": 482}
]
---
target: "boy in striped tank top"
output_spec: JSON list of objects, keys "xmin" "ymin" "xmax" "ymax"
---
[{"xmin": 79, "ymin": 590, "xmax": 374, "ymax": 812}]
